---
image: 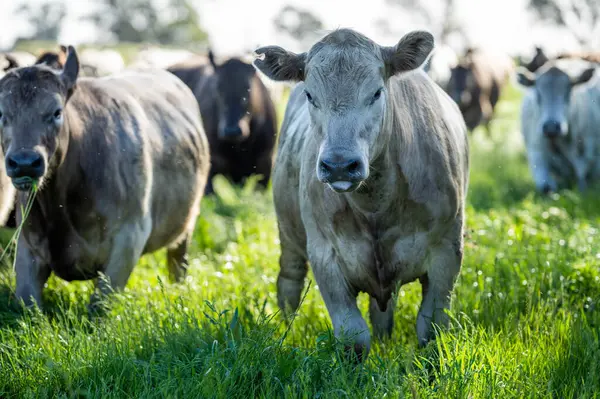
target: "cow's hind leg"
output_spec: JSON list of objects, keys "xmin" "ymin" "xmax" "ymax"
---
[
  {"xmin": 167, "ymin": 233, "xmax": 191, "ymax": 283},
  {"xmin": 89, "ymin": 218, "xmax": 151, "ymax": 312},
  {"xmin": 416, "ymin": 240, "xmax": 462, "ymax": 347},
  {"xmin": 277, "ymin": 237, "xmax": 308, "ymax": 315},
  {"xmin": 369, "ymin": 296, "xmax": 395, "ymax": 339}
]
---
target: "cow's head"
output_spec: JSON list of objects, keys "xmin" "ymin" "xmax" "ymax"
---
[
  {"xmin": 209, "ymin": 50, "xmax": 257, "ymax": 143},
  {"xmin": 447, "ymin": 58, "xmax": 477, "ymax": 110},
  {"xmin": 517, "ymin": 60, "xmax": 596, "ymax": 139},
  {"xmin": 0, "ymin": 45, "xmax": 79, "ymax": 191},
  {"xmin": 35, "ymin": 45, "xmax": 68, "ymax": 70},
  {"xmin": 254, "ymin": 29, "xmax": 433, "ymax": 193}
]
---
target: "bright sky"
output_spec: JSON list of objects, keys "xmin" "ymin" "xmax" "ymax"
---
[{"xmin": 0, "ymin": 0, "xmax": 584, "ymax": 57}]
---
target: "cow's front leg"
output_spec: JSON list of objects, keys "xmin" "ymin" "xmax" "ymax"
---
[
  {"xmin": 526, "ymin": 149, "xmax": 558, "ymax": 193},
  {"xmin": 311, "ymin": 251, "xmax": 370, "ymax": 361},
  {"xmin": 369, "ymin": 296, "xmax": 395, "ymax": 339},
  {"xmin": 89, "ymin": 218, "xmax": 151, "ymax": 311},
  {"xmin": 416, "ymin": 241, "xmax": 462, "ymax": 347},
  {"xmin": 14, "ymin": 236, "xmax": 51, "ymax": 309}
]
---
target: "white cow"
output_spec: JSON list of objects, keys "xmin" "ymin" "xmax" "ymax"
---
[{"xmin": 517, "ymin": 59, "xmax": 600, "ymax": 192}]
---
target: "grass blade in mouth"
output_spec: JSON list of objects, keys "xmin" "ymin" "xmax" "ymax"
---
[{"xmin": 0, "ymin": 182, "xmax": 38, "ymax": 270}]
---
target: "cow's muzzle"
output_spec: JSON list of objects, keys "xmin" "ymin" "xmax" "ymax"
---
[
  {"xmin": 6, "ymin": 150, "xmax": 45, "ymax": 191},
  {"xmin": 317, "ymin": 152, "xmax": 368, "ymax": 193}
]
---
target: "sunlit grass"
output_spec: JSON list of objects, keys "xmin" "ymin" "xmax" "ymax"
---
[{"xmin": 1, "ymin": 84, "xmax": 599, "ymax": 398}]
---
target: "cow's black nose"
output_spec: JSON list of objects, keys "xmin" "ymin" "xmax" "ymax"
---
[
  {"xmin": 6, "ymin": 150, "xmax": 45, "ymax": 179},
  {"xmin": 222, "ymin": 126, "xmax": 242, "ymax": 137},
  {"xmin": 319, "ymin": 158, "xmax": 365, "ymax": 181},
  {"xmin": 542, "ymin": 120, "xmax": 562, "ymax": 138}
]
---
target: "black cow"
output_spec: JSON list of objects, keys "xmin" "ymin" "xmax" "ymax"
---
[{"xmin": 167, "ymin": 50, "xmax": 278, "ymax": 194}]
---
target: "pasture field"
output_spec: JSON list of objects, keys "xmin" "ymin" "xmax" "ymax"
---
[{"xmin": 0, "ymin": 73, "xmax": 599, "ymax": 398}]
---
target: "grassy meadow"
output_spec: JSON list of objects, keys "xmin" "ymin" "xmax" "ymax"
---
[{"xmin": 0, "ymin": 61, "xmax": 600, "ymax": 398}]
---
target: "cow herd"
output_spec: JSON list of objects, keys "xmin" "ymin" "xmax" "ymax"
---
[{"xmin": 0, "ymin": 28, "xmax": 599, "ymax": 361}]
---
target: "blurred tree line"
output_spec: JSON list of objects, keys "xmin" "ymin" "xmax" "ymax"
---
[
  {"xmin": 14, "ymin": 0, "xmax": 600, "ymax": 50},
  {"xmin": 528, "ymin": 0, "xmax": 599, "ymax": 47},
  {"xmin": 272, "ymin": 0, "xmax": 600, "ymax": 51},
  {"xmin": 16, "ymin": 0, "xmax": 208, "ymax": 45}
]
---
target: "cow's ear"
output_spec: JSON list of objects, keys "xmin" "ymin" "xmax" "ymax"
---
[
  {"xmin": 58, "ymin": 45, "xmax": 68, "ymax": 66},
  {"xmin": 208, "ymin": 49, "xmax": 218, "ymax": 69},
  {"xmin": 516, "ymin": 67, "xmax": 536, "ymax": 87},
  {"xmin": 381, "ymin": 30, "xmax": 434, "ymax": 77},
  {"xmin": 572, "ymin": 67, "xmax": 595, "ymax": 86},
  {"xmin": 253, "ymin": 46, "xmax": 306, "ymax": 82},
  {"xmin": 60, "ymin": 45, "xmax": 79, "ymax": 97}
]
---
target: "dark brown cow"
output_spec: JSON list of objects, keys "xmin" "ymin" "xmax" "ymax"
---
[
  {"xmin": 35, "ymin": 46, "xmax": 99, "ymax": 76},
  {"xmin": 167, "ymin": 50, "xmax": 277, "ymax": 194},
  {"xmin": 446, "ymin": 47, "xmax": 514, "ymax": 134},
  {"xmin": 35, "ymin": 46, "xmax": 68, "ymax": 70},
  {"xmin": 0, "ymin": 46, "xmax": 210, "ymax": 309}
]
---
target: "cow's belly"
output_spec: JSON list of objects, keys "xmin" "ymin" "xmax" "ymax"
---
[
  {"xmin": 24, "ymin": 224, "xmax": 112, "ymax": 282},
  {"xmin": 51, "ymin": 237, "xmax": 111, "ymax": 281},
  {"xmin": 333, "ymin": 229, "xmax": 431, "ymax": 300}
]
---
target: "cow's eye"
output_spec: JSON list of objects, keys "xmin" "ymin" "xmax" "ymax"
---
[
  {"xmin": 54, "ymin": 109, "xmax": 62, "ymax": 119},
  {"xmin": 305, "ymin": 90, "xmax": 313, "ymax": 103},
  {"xmin": 371, "ymin": 88, "xmax": 383, "ymax": 104}
]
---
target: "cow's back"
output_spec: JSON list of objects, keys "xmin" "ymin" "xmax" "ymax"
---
[
  {"xmin": 67, "ymin": 68, "xmax": 209, "ymax": 252},
  {"xmin": 389, "ymin": 71, "xmax": 469, "ymax": 197}
]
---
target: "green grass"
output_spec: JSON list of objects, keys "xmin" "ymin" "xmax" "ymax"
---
[{"xmin": 1, "ymin": 84, "xmax": 600, "ymax": 399}]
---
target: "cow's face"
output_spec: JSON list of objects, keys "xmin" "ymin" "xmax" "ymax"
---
[
  {"xmin": 447, "ymin": 64, "xmax": 477, "ymax": 109},
  {"xmin": 210, "ymin": 52, "xmax": 256, "ymax": 143},
  {"xmin": 0, "ymin": 46, "xmax": 78, "ymax": 191},
  {"xmin": 517, "ymin": 61, "xmax": 595, "ymax": 139},
  {"xmin": 254, "ymin": 29, "xmax": 433, "ymax": 193}
]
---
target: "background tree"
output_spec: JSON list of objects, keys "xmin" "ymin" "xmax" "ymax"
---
[
  {"xmin": 83, "ymin": 0, "xmax": 208, "ymax": 46},
  {"xmin": 273, "ymin": 5, "xmax": 324, "ymax": 47},
  {"xmin": 382, "ymin": 0, "xmax": 466, "ymax": 47},
  {"xmin": 16, "ymin": 1, "xmax": 67, "ymax": 41},
  {"xmin": 528, "ymin": 0, "xmax": 600, "ymax": 47}
]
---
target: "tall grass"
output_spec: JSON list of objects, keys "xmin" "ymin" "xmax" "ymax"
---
[{"xmin": 0, "ymin": 84, "xmax": 599, "ymax": 398}]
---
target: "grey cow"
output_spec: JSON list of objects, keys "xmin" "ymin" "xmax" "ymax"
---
[
  {"xmin": 517, "ymin": 59, "xmax": 600, "ymax": 193},
  {"xmin": 0, "ymin": 46, "xmax": 210, "ymax": 309},
  {"xmin": 254, "ymin": 29, "xmax": 469, "ymax": 360}
]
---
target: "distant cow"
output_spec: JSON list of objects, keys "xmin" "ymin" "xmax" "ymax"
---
[
  {"xmin": 0, "ymin": 46, "xmax": 210, "ymax": 309},
  {"xmin": 3, "ymin": 51, "xmax": 36, "ymax": 69},
  {"xmin": 1, "ymin": 54, "xmax": 20, "ymax": 75},
  {"xmin": 35, "ymin": 46, "xmax": 68, "ymax": 70},
  {"xmin": 519, "ymin": 46, "xmax": 550, "ymax": 73},
  {"xmin": 423, "ymin": 44, "xmax": 458, "ymax": 90},
  {"xmin": 447, "ymin": 47, "xmax": 513, "ymax": 133},
  {"xmin": 556, "ymin": 51, "xmax": 600, "ymax": 65},
  {"xmin": 168, "ymin": 50, "xmax": 277, "ymax": 193},
  {"xmin": 79, "ymin": 48, "xmax": 125, "ymax": 76},
  {"xmin": 517, "ymin": 59, "xmax": 600, "ymax": 193},
  {"xmin": 35, "ymin": 46, "xmax": 99, "ymax": 76},
  {"xmin": 254, "ymin": 29, "xmax": 469, "ymax": 360}
]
